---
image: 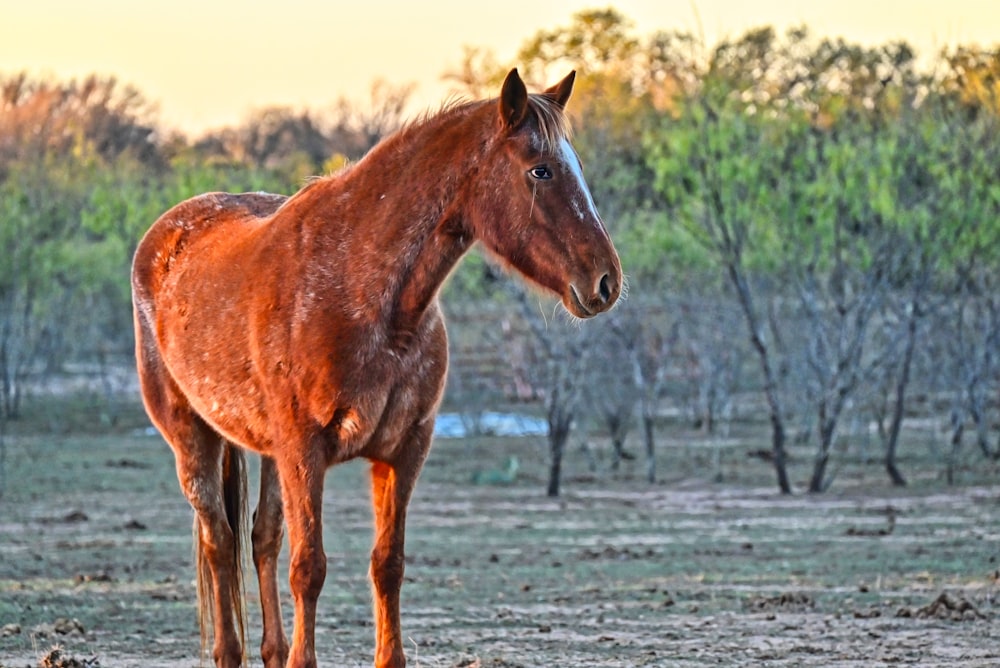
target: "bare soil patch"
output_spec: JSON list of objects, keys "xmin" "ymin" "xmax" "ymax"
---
[{"xmin": 1, "ymin": 416, "xmax": 998, "ymax": 667}]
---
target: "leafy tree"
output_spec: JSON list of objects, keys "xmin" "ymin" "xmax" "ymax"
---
[
  {"xmin": 641, "ymin": 24, "xmax": 992, "ymax": 492},
  {"xmin": 582, "ymin": 311, "xmax": 641, "ymax": 474},
  {"xmin": 619, "ymin": 304, "xmax": 674, "ymax": 484},
  {"xmin": 0, "ymin": 73, "xmax": 162, "ymax": 174},
  {"xmin": 442, "ymin": 46, "xmax": 507, "ymax": 100},
  {"xmin": 512, "ymin": 288, "xmax": 590, "ymax": 497},
  {"xmin": 1, "ymin": 150, "xmax": 96, "ymax": 414},
  {"xmin": 515, "ymin": 8, "xmax": 641, "ymax": 86},
  {"xmin": 516, "ymin": 9, "xmax": 671, "ymax": 288},
  {"xmin": 938, "ymin": 45, "xmax": 1000, "ymax": 116},
  {"xmin": 646, "ymin": 88, "xmax": 793, "ymax": 493}
]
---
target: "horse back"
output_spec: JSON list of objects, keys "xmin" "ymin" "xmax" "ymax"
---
[{"xmin": 132, "ymin": 192, "xmax": 287, "ymax": 304}]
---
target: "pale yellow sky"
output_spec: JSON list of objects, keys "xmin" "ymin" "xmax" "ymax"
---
[{"xmin": 2, "ymin": 0, "xmax": 997, "ymax": 135}]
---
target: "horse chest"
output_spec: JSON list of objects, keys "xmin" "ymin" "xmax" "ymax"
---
[{"xmin": 324, "ymin": 324, "xmax": 449, "ymax": 463}]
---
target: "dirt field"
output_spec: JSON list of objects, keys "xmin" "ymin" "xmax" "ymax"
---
[{"xmin": 1, "ymin": 405, "xmax": 998, "ymax": 667}]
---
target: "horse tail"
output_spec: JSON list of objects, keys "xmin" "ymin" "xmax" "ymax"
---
[{"xmin": 194, "ymin": 442, "xmax": 250, "ymax": 661}]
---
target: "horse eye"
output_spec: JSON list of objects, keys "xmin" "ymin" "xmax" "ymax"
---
[{"xmin": 529, "ymin": 165, "xmax": 552, "ymax": 180}]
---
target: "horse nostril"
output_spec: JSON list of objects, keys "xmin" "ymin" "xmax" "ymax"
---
[{"xmin": 598, "ymin": 274, "xmax": 612, "ymax": 304}]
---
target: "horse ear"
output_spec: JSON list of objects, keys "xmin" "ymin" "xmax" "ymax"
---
[
  {"xmin": 499, "ymin": 68, "xmax": 528, "ymax": 129},
  {"xmin": 543, "ymin": 70, "xmax": 576, "ymax": 109}
]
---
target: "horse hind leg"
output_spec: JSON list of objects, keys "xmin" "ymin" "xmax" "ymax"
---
[
  {"xmin": 173, "ymin": 416, "xmax": 250, "ymax": 668},
  {"xmin": 252, "ymin": 455, "xmax": 289, "ymax": 668},
  {"xmin": 134, "ymin": 328, "xmax": 248, "ymax": 666},
  {"xmin": 195, "ymin": 438, "xmax": 250, "ymax": 667}
]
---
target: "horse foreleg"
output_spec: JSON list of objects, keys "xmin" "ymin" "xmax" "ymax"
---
[
  {"xmin": 252, "ymin": 456, "xmax": 289, "ymax": 668},
  {"xmin": 369, "ymin": 429, "xmax": 429, "ymax": 668},
  {"xmin": 276, "ymin": 448, "xmax": 327, "ymax": 668}
]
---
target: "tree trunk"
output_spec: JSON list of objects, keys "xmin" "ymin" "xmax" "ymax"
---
[
  {"xmin": 0, "ymin": 412, "xmax": 6, "ymax": 498},
  {"xmin": 768, "ymin": 409, "xmax": 791, "ymax": 494},
  {"xmin": 547, "ymin": 419, "xmax": 570, "ymax": 497},
  {"xmin": 808, "ymin": 454, "xmax": 828, "ymax": 493},
  {"xmin": 546, "ymin": 390, "xmax": 574, "ymax": 497},
  {"xmin": 966, "ymin": 378, "xmax": 997, "ymax": 460},
  {"xmin": 515, "ymin": 288, "xmax": 585, "ymax": 498},
  {"xmin": 642, "ymin": 405, "xmax": 656, "ymax": 484},
  {"xmin": 885, "ymin": 304, "xmax": 917, "ymax": 487},
  {"xmin": 607, "ymin": 414, "xmax": 625, "ymax": 471},
  {"xmin": 947, "ymin": 406, "xmax": 964, "ymax": 486},
  {"xmin": 808, "ymin": 418, "xmax": 836, "ymax": 493},
  {"xmin": 729, "ymin": 265, "xmax": 791, "ymax": 494},
  {"xmin": 1, "ymin": 304, "xmax": 16, "ymax": 420}
]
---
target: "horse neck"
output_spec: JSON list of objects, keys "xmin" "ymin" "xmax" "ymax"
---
[{"xmin": 297, "ymin": 106, "xmax": 487, "ymax": 338}]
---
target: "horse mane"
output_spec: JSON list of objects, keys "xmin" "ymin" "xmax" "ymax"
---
[
  {"xmin": 303, "ymin": 92, "xmax": 573, "ymax": 189},
  {"xmin": 400, "ymin": 92, "xmax": 571, "ymax": 150}
]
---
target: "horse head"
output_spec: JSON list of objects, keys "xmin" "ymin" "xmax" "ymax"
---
[{"xmin": 471, "ymin": 68, "xmax": 623, "ymax": 319}]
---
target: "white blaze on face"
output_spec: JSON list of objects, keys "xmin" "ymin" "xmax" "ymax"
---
[{"xmin": 558, "ymin": 137, "xmax": 601, "ymax": 223}]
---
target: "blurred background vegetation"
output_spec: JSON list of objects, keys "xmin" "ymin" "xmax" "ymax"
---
[{"xmin": 1, "ymin": 9, "xmax": 998, "ymax": 496}]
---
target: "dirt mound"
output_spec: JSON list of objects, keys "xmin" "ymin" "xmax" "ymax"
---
[
  {"xmin": 897, "ymin": 592, "xmax": 988, "ymax": 621},
  {"xmin": 39, "ymin": 647, "xmax": 101, "ymax": 668},
  {"xmin": 745, "ymin": 591, "xmax": 815, "ymax": 611}
]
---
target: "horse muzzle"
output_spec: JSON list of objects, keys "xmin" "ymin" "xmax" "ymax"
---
[{"xmin": 567, "ymin": 268, "xmax": 622, "ymax": 318}]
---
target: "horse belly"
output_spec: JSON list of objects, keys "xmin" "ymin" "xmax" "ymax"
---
[
  {"xmin": 154, "ymin": 309, "xmax": 268, "ymax": 448},
  {"xmin": 182, "ymin": 366, "xmax": 271, "ymax": 451}
]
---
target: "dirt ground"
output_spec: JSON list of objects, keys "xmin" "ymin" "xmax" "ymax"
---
[{"xmin": 1, "ymin": 408, "xmax": 998, "ymax": 667}]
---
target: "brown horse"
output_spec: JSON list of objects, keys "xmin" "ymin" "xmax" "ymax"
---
[{"xmin": 131, "ymin": 68, "xmax": 621, "ymax": 668}]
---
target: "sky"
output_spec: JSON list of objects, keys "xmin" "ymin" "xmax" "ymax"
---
[{"xmin": 2, "ymin": 0, "xmax": 998, "ymax": 135}]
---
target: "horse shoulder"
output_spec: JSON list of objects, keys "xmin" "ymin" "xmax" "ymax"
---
[
  {"xmin": 363, "ymin": 309, "xmax": 450, "ymax": 462},
  {"xmin": 292, "ymin": 305, "xmax": 449, "ymax": 462}
]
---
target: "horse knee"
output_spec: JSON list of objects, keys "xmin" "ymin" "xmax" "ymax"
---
[
  {"xmin": 187, "ymin": 489, "xmax": 235, "ymax": 562},
  {"xmin": 197, "ymin": 515, "xmax": 235, "ymax": 562},
  {"xmin": 370, "ymin": 544, "xmax": 405, "ymax": 593},
  {"xmin": 289, "ymin": 548, "xmax": 327, "ymax": 599}
]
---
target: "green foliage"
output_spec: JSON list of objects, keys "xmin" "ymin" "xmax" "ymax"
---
[
  {"xmin": 0, "ymin": 75, "xmax": 306, "ymax": 410},
  {"xmin": 440, "ymin": 250, "xmax": 515, "ymax": 304},
  {"xmin": 516, "ymin": 7, "xmax": 641, "ymax": 85},
  {"xmin": 2, "ymin": 20, "xmax": 1000, "ymax": 413},
  {"xmin": 641, "ymin": 29, "xmax": 1000, "ymax": 291}
]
